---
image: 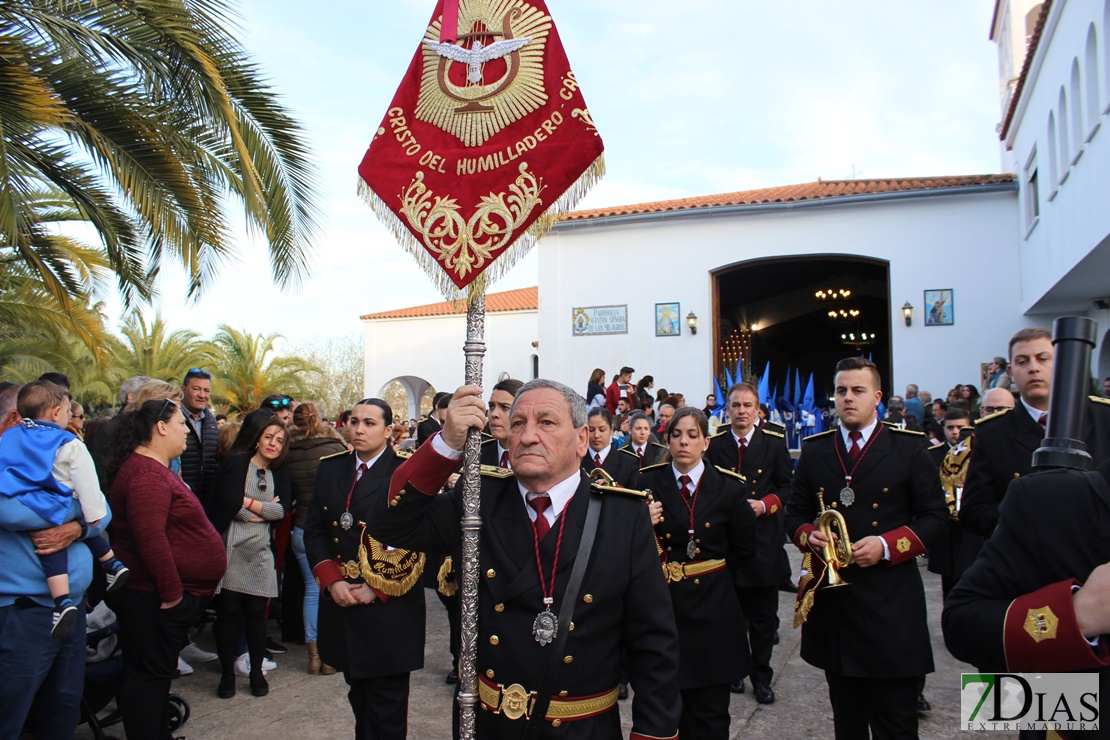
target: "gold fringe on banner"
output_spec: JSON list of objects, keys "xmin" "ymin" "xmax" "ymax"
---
[
  {"xmin": 358, "ymin": 153, "xmax": 605, "ymax": 306},
  {"xmin": 437, "ymin": 555, "xmax": 458, "ymax": 597}
]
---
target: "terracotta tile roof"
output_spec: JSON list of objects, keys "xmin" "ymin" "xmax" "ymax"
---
[
  {"xmin": 361, "ymin": 286, "xmax": 538, "ymax": 320},
  {"xmin": 560, "ymin": 175, "xmax": 1017, "ymax": 222},
  {"xmin": 999, "ymin": 0, "xmax": 1052, "ymax": 142}
]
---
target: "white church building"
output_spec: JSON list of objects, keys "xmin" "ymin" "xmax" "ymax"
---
[{"xmin": 363, "ymin": 0, "xmax": 1110, "ymax": 415}]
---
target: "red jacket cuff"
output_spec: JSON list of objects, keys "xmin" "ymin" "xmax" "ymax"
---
[
  {"xmin": 369, "ymin": 586, "xmax": 391, "ymax": 604},
  {"xmin": 630, "ymin": 732, "xmax": 678, "ymax": 740},
  {"xmin": 313, "ymin": 560, "xmax": 342, "ymax": 597},
  {"xmin": 1004, "ymin": 579, "xmax": 1110, "ymax": 672},
  {"xmin": 880, "ymin": 525, "xmax": 926, "ymax": 566},
  {"xmin": 760, "ymin": 494, "xmax": 782, "ymax": 516},
  {"xmin": 388, "ymin": 433, "xmax": 460, "ymax": 504},
  {"xmin": 793, "ymin": 523, "xmax": 817, "ymax": 552}
]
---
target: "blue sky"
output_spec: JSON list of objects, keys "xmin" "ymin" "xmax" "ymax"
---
[{"xmin": 112, "ymin": 0, "xmax": 1004, "ymax": 344}]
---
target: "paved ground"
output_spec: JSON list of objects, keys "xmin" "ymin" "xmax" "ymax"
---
[{"xmin": 77, "ymin": 550, "xmax": 1012, "ymax": 739}]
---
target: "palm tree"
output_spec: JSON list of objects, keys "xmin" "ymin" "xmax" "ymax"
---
[
  {"xmin": 209, "ymin": 325, "xmax": 321, "ymax": 414},
  {"xmin": 1, "ymin": 0, "xmax": 322, "ymax": 303},
  {"xmin": 112, "ymin": 312, "xmax": 215, "ymax": 383}
]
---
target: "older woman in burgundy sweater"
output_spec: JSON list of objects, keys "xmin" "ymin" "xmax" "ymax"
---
[{"xmin": 105, "ymin": 399, "xmax": 226, "ymax": 740}]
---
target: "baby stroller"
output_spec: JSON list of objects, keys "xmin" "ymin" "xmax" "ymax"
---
[{"xmin": 81, "ymin": 601, "xmax": 190, "ymax": 740}]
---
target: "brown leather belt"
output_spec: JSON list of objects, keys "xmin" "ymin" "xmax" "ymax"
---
[
  {"xmin": 662, "ymin": 557, "xmax": 726, "ymax": 583},
  {"xmin": 477, "ymin": 674, "xmax": 618, "ymax": 724}
]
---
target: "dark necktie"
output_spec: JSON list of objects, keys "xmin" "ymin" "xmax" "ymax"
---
[
  {"xmin": 847, "ymin": 430, "xmax": 862, "ymax": 463},
  {"xmin": 737, "ymin": 437, "xmax": 747, "ymax": 470},
  {"xmin": 356, "ymin": 462, "xmax": 368, "ymax": 481},
  {"xmin": 529, "ymin": 494, "xmax": 551, "ymax": 540},
  {"xmin": 637, "ymin": 447, "xmax": 644, "ymax": 467},
  {"xmin": 1038, "ymin": 413, "xmax": 1048, "ymax": 435},
  {"xmin": 679, "ymin": 474, "xmax": 693, "ymax": 503},
  {"xmin": 500, "ymin": 450, "xmax": 510, "ymax": 469},
  {"xmin": 594, "ymin": 453, "xmax": 602, "ymax": 469}
]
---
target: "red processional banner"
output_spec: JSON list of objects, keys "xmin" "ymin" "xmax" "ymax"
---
[{"xmin": 357, "ymin": 0, "xmax": 605, "ymax": 300}]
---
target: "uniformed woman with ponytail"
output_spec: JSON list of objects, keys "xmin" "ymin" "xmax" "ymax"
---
[
  {"xmin": 580, "ymin": 407, "xmax": 639, "ymax": 487},
  {"xmin": 638, "ymin": 406, "xmax": 758, "ymax": 740}
]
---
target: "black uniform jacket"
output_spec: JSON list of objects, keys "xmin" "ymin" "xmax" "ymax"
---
[
  {"xmin": 706, "ymin": 425, "xmax": 792, "ymax": 588},
  {"xmin": 304, "ymin": 447, "xmax": 426, "ymax": 679},
  {"xmin": 960, "ymin": 398, "xmax": 1110, "ymax": 539},
  {"xmin": 580, "ymin": 446, "xmax": 640, "ymax": 488},
  {"xmin": 785, "ymin": 423, "xmax": 947, "ymax": 678},
  {"xmin": 618, "ymin": 441, "xmax": 667, "ymax": 469},
  {"xmin": 943, "ymin": 461, "xmax": 1110, "ymax": 725},
  {"xmin": 416, "ymin": 415, "xmax": 441, "ymax": 449},
  {"xmin": 639, "ymin": 462, "xmax": 757, "ymax": 689},
  {"xmin": 480, "ymin": 436, "xmax": 507, "ymax": 467},
  {"xmin": 367, "ymin": 441, "xmax": 682, "ymax": 740}
]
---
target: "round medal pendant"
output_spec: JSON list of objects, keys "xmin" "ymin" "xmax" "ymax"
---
[
  {"xmin": 532, "ymin": 608, "xmax": 558, "ymax": 646},
  {"xmin": 839, "ymin": 486, "xmax": 855, "ymax": 507},
  {"xmin": 686, "ymin": 539, "xmax": 697, "ymax": 560},
  {"xmin": 339, "ymin": 510, "xmax": 354, "ymax": 530}
]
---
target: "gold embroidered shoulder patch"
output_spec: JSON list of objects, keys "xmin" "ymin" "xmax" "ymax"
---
[
  {"xmin": 896, "ymin": 537, "xmax": 911, "ymax": 554},
  {"xmin": 1023, "ymin": 605, "xmax": 1059, "ymax": 642}
]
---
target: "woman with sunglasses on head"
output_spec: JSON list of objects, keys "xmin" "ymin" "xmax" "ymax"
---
[
  {"xmin": 261, "ymin": 394, "xmax": 294, "ymax": 426},
  {"xmin": 105, "ymin": 399, "xmax": 227, "ymax": 739},
  {"xmin": 638, "ymin": 406, "xmax": 758, "ymax": 740},
  {"xmin": 209, "ymin": 416, "xmax": 291, "ymax": 698}
]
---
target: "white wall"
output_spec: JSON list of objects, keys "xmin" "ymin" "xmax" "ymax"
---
[
  {"xmin": 1005, "ymin": 0, "xmax": 1110, "ymax": 313},
  {"xmin": 363, "ymin": 309, "xmax": 538, "ymax": 405},
  {"xmin": 539, "ymin": 190, "xmax": 1024, "ymax": 403}
]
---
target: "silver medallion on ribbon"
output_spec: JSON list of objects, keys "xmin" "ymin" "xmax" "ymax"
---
[
  {"xmin": 339, "ymin": 510, "xmax": 354, "ymax": 530},
  {"xmin": 686, "ymin": 539, "xmax": 697, "ymax": 560},
  {"xmin": 839, "ymin": 486, "xmax": 855, "ymax": 507},
  {"xmin": 532, "ymin": 601, "xmax": 558, "ymax": 646}
]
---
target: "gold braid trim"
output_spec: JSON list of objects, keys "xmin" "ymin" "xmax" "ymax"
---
[
  {"xmin": 437, "ymin": 556, "xmax": 458, "ymax": 598},
  {"xmin": 357, "ymin": 525, "xmax": 426, "ymax": 597}
]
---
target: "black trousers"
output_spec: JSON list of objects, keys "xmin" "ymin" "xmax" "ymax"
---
[
  {"xmin": 736, "ymin": 584, "xmax": 778, "ymax": 686},
  {"xmin": 215, "ymin": 590, "xmax": 268, "ymax": 675},
  {"xmin": 345, "ymin": 672, "xmax": 410, "ymax": 740},
  {"xmin": 107, "ymin": 588, "xmax": 205, "ymax": 740},
  {"xmin": 437, "ymin": 589, "xmax": 460, "ymax": 663},
  {"xmin": 825, "ymin": 671, "xmax": 920, "ymax": 740},
  {"xmin": 679, "ymin": 683, "xmax": 731, "ymax": 740}
]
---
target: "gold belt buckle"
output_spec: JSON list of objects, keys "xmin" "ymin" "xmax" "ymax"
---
[
  {"xmin": 341, "ymin": 560, "xmax": 360, "ymax": 580},
  {"xmin": 499, "ymin": 683, "xmax": 533, "ymax": 720},
  {"xmin": 663, "ymin": 561, "xmax": 684, "ymax": 583}
]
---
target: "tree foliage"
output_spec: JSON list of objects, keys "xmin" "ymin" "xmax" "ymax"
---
[{"xmin": 209, "ymin": 325, "xmax": 322, "ymax": 414}]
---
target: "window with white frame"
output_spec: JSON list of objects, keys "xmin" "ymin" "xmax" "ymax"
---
[{"xmin": 1024, "ymin": 148, "xmax": 1040, "ymax": 234}]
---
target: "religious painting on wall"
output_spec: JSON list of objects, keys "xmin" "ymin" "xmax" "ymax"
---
[
  {"xmin": 924, "ymin": 289, "xmax": 954, "ymax": 326},
  {"xmin": 655, "ymin": 302, "xmax": 681, "ymax": 337}
]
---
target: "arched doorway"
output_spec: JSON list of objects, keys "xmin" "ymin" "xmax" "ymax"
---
[
  {"xmin": 379, "ymin": 375, "xmax": 436, "ymax": 422},
  {"xmin": 711, "ymin": 255, "xmax": 892, "ymax": 398}
]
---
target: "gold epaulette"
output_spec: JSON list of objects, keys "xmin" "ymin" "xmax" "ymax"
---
[
  {"xmin": 395, "ymin": 449, "xmax": 412, "ymax": 459},
  {"xmin": 479, "ymin": 464, "xmax": 514, "ymax": 479},
  {"xmin": 651, "ymin": 442, "xmax": 667, "ymax": 449},
  {"xmin": 709, "ymin": 429, "xmax": 732, "ymax": 439},
  {"xmin": 481, "ymin": 435, "xmax": 496, "ymax": 444},
  {"xmin": 618, "ymin": 446, "xmax": 639, "ymax": 457},
  {"xmin": 974, "ymin": 407, "xmax": 1012, "ymax": 425},
  {"xmin": 638, "ymin": 462, "xmax": 668, "ymax": 472},
  {"xmin": 319, "ymin": 448, "xmax": 352, "ymax": 460},
  {"xmin": 803, "ymin": 429, "xmax": 836, "ymax": 441},
  {"xmin": 761, "ymin": 428, "xmax": 785, "ymax": 439},
  {"xmin": 1091, "ymin": 395, "xmax": 1110, "ymax": 406},
  {"xmin": 714, "ymin": 465, "xmax": 747, "ymax": 482},
  {"xmin": 590, "ymin": 481, "xmax": 651, "ymax": 500},
  {"xmin": 928, "ymin": 442, "xmax": 945, "ymax": 451},
  {"xmin": 884, "ymin": 422, "xmax": 925, "ymax": 435}
]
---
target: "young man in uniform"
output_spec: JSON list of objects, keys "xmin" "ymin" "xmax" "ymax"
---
[{"xmin": 786, "ymin": 357, "xmax": 947, "ymax": 738}]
